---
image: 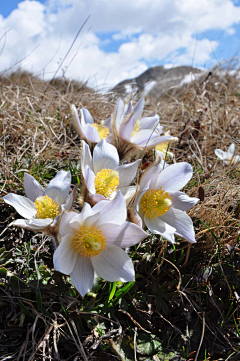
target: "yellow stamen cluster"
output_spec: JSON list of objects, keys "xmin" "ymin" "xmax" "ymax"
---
[
  {"xmin": 140, "ymin": 188, "xmax": 172, "ymax": 219},
  {"xmin": 73, "ymin": 226, "xmax": 106, "ymax": 257},
  {"xmin": 94, "ymin": 168, "xmax": 119, "ymax": 198},
  {"xmin": 131, "ymin": 120, "xmax": 141, "ymax": 137},
  {"xmin": 155, "ymin": 141, "xmax": 169, "ymax": 153},
  {"xmin": 35, "ymin": 195, "xmax": 59, "ymax": 219},
  {"xmin": 92, "ymin": 121, "xmax": 109, "ymax": 140}
]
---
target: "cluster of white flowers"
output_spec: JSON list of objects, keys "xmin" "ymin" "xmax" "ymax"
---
[{"xmin": 4, "ymin": 98, "xmax": 199, "ymax": 297}]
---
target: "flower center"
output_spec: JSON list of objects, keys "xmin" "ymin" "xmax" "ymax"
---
[
  {"xmin": 73, "ymin": 226, "xmax": 106, "ymax": 257},
  {"xmin": 140, "ymin": 188, "xmax": 172, "ymax": 218},
  {"xmin": 155, "ymin": 141, "xmax": 169, "ymax": 153},
  {"xmin": 94, "ymin": 168, "xmax": 119, "ymax": 198},
  {"xmin": 131, "ymin": 120, "xmax": 141, "ymax": 137},
  {"xmin": 92, "ymin": 121, "xmax": 109, "ymax": 140},
  {"xmin": 35, "ymin": 195, "xmax": 59, "ymax": 219}
]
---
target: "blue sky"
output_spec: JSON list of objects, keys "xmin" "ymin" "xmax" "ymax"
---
[
  {"xmin": 0, "ymin": 0, "xmax": 240, "ymax": 88},
  {"xmin": 1, "ymin": 0, "xmax": 46, "ymax": 17}
]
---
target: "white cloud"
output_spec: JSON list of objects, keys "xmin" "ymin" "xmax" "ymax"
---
[{"xmin": 0, "ymin": 0, "xmax": 240, "ymax": 89}]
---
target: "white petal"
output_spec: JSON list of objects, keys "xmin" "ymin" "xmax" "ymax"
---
[
  {"xmin": 59, "ymin": 211, "xmax": 79, "ymax": 237},
  {"xmin": 24, "ymin": 173, "xmax": 45, "ymax": 202},
  {"xmin": 81, "ymin": 140, "xmax": 93, "ymax": 179},
  {"xmin": 228, "ymin": 143, "xmax": 235, "ymax": 157},
  {"xmin": 84, "ymin": 165, "xmax": 96, "ymax": 194},
  {"xmin": 144, "ymin": 215, "xmax": 176, "ymax": 243},
  {"xmin": 71, "ymin": 104, "xmax": 85, "ymax": 139},
  {"xmin": 146, "ymin": 135, "xmax": 176, "ymax": 149},
  {"xmin": 130, "ymin": 129, "xmax": 154, "ymax": 146},
  {"xmin": 138, "ymin": 207, "xmax": 145, "ymax": 225},
  {"xmin": 83, "ymin": 123, "xmax": 100, "ymax": 143},
  {"xmin": 70, "ymin": 255, "xmax": 94, "ymax": 297},
  {"xmin": 140, "ymin": 163, "xmax": 162, "ymax": 190},
  {"xmin": 134, "ymin": 185, "xmax": 150, "ymax": 214},
  {"xmin": 155, "ymin": 162, "xmax": 193, "ymax": 192},
  {"xmin": 233, "ymin": 155, "xmax": 240, "ymax": 164},
  {"xmin": 117, "ymin": 160, "xmax": 139, "ymax": 188},
  {"xmin": 215, "ymin": 149, "xmax": 227, "ymax": 160},
  {"xmin": 91, "ymin": 192, "xmax": 126, "ymax": 229},
  {"xmin": 61, "ymin": 203, "xmax": 100, "ymax": 232},
  {"xmin": 161, "ymin": 208, "xmax": 196, "ymax": 243},
  {"xmin": 93, "ymin": 139, "xmax": 119, "ymax": 174},
  {"xmin": 119, "ymin": 113, "xmax": 135, "ymax": 142},
  {"xmin": 118, "ymin": 185, "xmax": 137, "ymax": 205},
  {"xmin": 87, "ymin": 193, "xmax": 106, "ymax": 204},
  {"xmin": 3, "ymin": 194, "xmax": 36, "ymax": 219},
  {"xmin": 91, "ymin": 243, "xmax": 135, "ymax": 282},
  {"xmin": 77, "ymin": 202, "xmax": 100, "ymax": 228},
  {"xmin": 169, "ymin": 191, "xmax": 199, "ymax": 211},
  {"xmin": 123, "ymin": 101, "xmax": 133, "ymax": 116},
  {"xmin": 45, "ymin": 171, "xmax": 71, "ymax": 206},
  {"xmin": 28, "ymin": 218, "xmax": 53, "ymax": 227},
  {"xmin": 114, "ymin": 98, "xmax": 125, "ymax": 132},
  {"xmin": 133, "ymin": 98, "xmax": 144, "ymax": 120},
  {"xmin": 139, "ymin": 114, "xmax": 159, "ymax": 130},
  {"xmin": 101, "ymin": 221, "xmax": 147, "ymax": 248},
  {"xmin": 81, "ymin": 108, "xmax": 94, "ymax": 125},
  {"xmin": 63, "ymin": 184, "xmax": 78, "ymax": 211},
  {"xmin": 53, "ymin": 234, "xmax": 77, "ymax": 274},
  {"xmin": 104, "ymin": 116, "xmax": 112, "ymax": 131},
  {"xmin": 155, "ymin": 124, "xmax": 164, "ymax": 134},
  {"xmin": 14, "ymin": 218, "xmax": 51, "ymax": 230}
]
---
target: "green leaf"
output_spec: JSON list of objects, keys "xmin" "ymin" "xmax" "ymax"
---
[
  {"xmin": 18, "ymin": 299, "xmax": 32, "ymax": 316},
  {"xmin": 0, "ymin": 267, "xmax": 7, "ymax": 278},
  {"xmin": 137, "ymin": 334, "xmax": 162, "ymax": 356},
  {"xmin": 9, "ymin": 275, "xmax": 28, "ymax": 292},
  {"xmin": 113, "ymin": 281, "xmax": 135, "ymax": 303},
  {"xmin": 156, "ymin": 296, "xmax": 169, "ymax": 315},
  {"xmin": 0, "ymin": 247, "xmax": 6, "ymax": 256},
  {"xmin": 108, "ymin": 282, "xmax": 117, "ymax": 302}
]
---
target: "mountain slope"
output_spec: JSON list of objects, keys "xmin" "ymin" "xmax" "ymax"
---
[{"xmin": 111, "ymin": 65, "xmax": 201, "ymax": 98}]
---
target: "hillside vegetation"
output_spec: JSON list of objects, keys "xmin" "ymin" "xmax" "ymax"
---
[{"xmin": 0, "ymin": 69, "xmax": 240, "ymax": 360}]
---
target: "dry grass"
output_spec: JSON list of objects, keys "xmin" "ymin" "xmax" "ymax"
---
[{"xmin": 0, "ymin": 68, "xmax": 240, "ymax": 360}]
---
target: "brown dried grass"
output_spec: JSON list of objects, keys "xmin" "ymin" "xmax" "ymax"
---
[
  {"xmin": 0, "ymin": 69, "xmax": 239, "ymax": 256},
  {"xmin": 0, "ymin": 68, "xmax": 240, "ymax": 360}
]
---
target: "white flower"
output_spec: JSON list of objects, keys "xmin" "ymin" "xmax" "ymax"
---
[
  {"xmin": 109, "ymin": 98, "xmax": 176, "ymax": 157},
  {"xmin": 53, "ymin": 192, "xmax": 147, "ymax": 297},
  {"xmin": 134, "ymin": 162, "xmax": 199, "ymax": 244},
  {"xmin": 81, "ymin": 139, "xmax": 139, "ymax": 204},
  {"xmin": 215, "ymin": 143, "xmax": 240, "ymax": 165},
  {"xmin": 3, "ymin": 171, "xmax": 76, "ymax": 231},
  {"xmin": 71, "ymin": 104, "xmax": 110, "ymax": 144}
]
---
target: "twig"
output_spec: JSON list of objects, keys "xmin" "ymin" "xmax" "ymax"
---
[
  {"xmin": 181, "ymin": 243, "xmax": 192, "ymax": 268},
  {"xmin": 155, "ymin": 310, "xmax": 188, "ymax": 342},
  {"xmin": 194, "ymin": 311, "xmax": 205, "ymax": 361},
  {"xmin": 134, "ymin": 327, "xmax": 138, "ymax": 361},
  {"xmin": 118, "ymin": 309, "xmax": 151, "ymax": 333}
]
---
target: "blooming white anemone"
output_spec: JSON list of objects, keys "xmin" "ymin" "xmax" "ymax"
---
[
  {"xmin": 134, "ymin": 162, "xmax": 199, "ymax": 244},
  {"xmin": 108, "ymin": 98, "xmax": 176, "ymax": 159},
  {"xmin": 81, "ymin": 139, "xmax": 139, "ymax": 204},
  {"xmin": 215, "ymin": 143, "xmax": 240, "ymax": 165},
  {"xmin": 71, "ymin": 104, "xmax": 110, "ymax": 144},
  {"xmin": 3, "ymin": 171, "xmax": 76, "ymax": 232},
  {"xmin": 53, "ymin": 192, "xmax": 147, "ymax": 297}
]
